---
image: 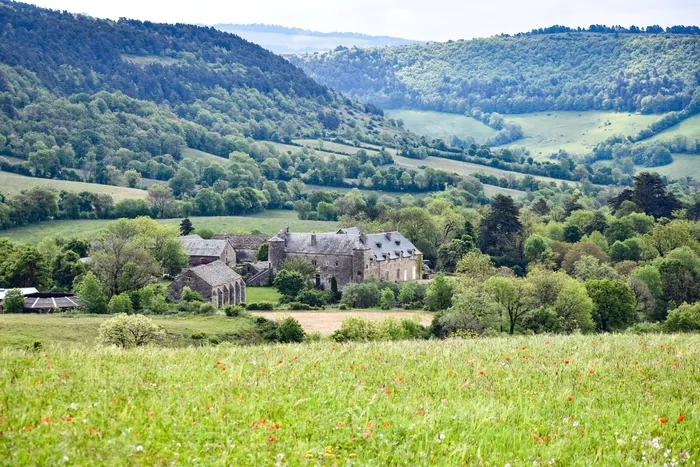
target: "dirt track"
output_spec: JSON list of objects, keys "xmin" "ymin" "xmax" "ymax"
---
[{"xmin": 250, "ymin": 311, "xmax": 432, "ymax": 336}]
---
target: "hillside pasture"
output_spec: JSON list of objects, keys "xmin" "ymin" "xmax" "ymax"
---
[
  {"xmin": 0, "ymin": 210, "xmax": 337, "ymax": 244},
  {"xmin": 387, "ymin": 109, "xmax": 499, "ymax": 143},
  {"xmin": 636, "ymin": 154, "xmax": 700, "ymax": 180},
  {"xmin": 181, "ymin": 148, "xmax": 227, "ymax": 163},
  {"xmin": 647, "ymin": 113, "xmax": 700, "ymax": 143},
  {"xmin": 0, "ymin": 171, "xmax": 148, "ymax": 201},
  {"xmin": 0, "ymin": 334, "xmax": 696, "ymax": 464}
]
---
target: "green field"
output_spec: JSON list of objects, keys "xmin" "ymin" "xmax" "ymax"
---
[
  {"xmin": 387, "ymin": 109, "xmax": 499, "ymax": 143},
  {"xmin": 386, "ymin": 109, "xmax": 662, "ymax": 159},
  {"xmin": 648, "ymin": 114, "xmax": 700, "ymax": 143},
  {"xmin": 637, "ymin": 154, "xmax": 700, "ymax": 180},
  {"xmin": 0, "ymin": 210, "xmax": 337, "ymax": 244},
  {"xmin": 181, "ymin": 148, "xmax": 227, "ymax": 163},
  {"xmin": 1, "ymin": 334, "xmax": 696, "ymax": 464},
  {"xmin": 0, "ymin": 171, "xmax": 148, "ymax": 201},
  {"xmin": 245, "ymin": 287, "xmax": 282, "ymax": 303}
]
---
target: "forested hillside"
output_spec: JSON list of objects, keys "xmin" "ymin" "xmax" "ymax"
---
[
  {"xmin": 292, "ymin": 32, "xmax": 700, "ymax": 114},
  {"xmin": 0, "ymin": 0, "xmax": 411, "ymax": 163}
]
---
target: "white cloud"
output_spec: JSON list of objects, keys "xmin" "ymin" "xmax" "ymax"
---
[{"xmin": 24, "ymin": 0, "xmax": 700, "ymax": 42}]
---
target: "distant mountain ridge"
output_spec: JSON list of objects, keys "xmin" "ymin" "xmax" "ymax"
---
[{"xmin": 212, "ymin": 23, "xmax": 418, "ymax": 55}]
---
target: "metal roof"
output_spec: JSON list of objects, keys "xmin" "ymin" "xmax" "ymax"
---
[{"xmin": 0, "ymin": 288, "xmax": 38, "ymax": 300}]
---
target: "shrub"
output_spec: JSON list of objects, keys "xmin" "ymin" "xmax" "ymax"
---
[
  {"xmin": 108, "ymin": 293, "xmax": 134, "ymax": 314},
  {"xmin": 380, "ymin": 288, "xmax": 395, "ymax": 310},
  {"xmin": 288, "ymin": 302, "xmax": 312, "ymax": 310},
  {"xmin": 664, "ymin": 302, "xmax": 700, "ymax": 332},
  {"xmin": 277, "ymin": 316, "xmax": 306, "ymax": 343},
  {"xmin": 332, "ymin": 317, "xmax": 380, "ymax": 342},
  {"xmin": 254, "ymin": 316, "xmax": 279, "ymax": 341},
  {"xmin": 425, "ymin": 274, "xmax": 455, "ymax": 311},
  {"xmin": 223, "ymin": 305, "xmax": 244, "ymax": 317},
  {"xmin": 273, "ymin": 270, "xmax": 308, "ymax": 298},
  {"xmin": 332, "ymin": 317, "xmax": 425, "ymax": 342},
  {"xmin": 338, "ymin": 303, "xmax": 348, "ymax": 310},
  {"xmin": 75, "ymin": 271, "xmax": 107, "ymax": 314},
  {"xmin": 246, "ymin": 302, "xmax": 274, "ymax": 311},
  {"xmin": 304, "ymin": 331, "xmax": 322, "ymax": 342},
  {"xmin": 198, "ymin": 302, "xmax": 217, "ymax": 315},
  {"xmin": 340, "ymin": 282, "xmax": 380, "ymax": 308},
  {"xmin": 626, "ymin": 322, "xmax": 665, "ymax": 334},
  {"xmin": 296, "ymin": 289, "xmax": 329, "ymax": 307},
  {"xmin": 3, "ymin": 288, "xmax": 25, "ymax": 313},
  {"xmin": 97, "ymin": 313, "xmax": 165, "ymax": 348},
  {"xmin": 182, "ymin": 287, "xmax": 204, "ymax": 303}
]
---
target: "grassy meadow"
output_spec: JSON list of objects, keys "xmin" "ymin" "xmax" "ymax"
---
[
  {"xmin": 637, "ymin": 154, "xmax": 700, "ymax": 180},
  {"xmin": 0, "ymin": 171, "xmax": 148, "ymax": 201},
  {"xmin": 0, "ymin": 210, "xmax": 337, "ymax": 244},
  {"xmin": 0, "ymin": 334, "xmax": 697, "ymax": 464},
  {"xmin": 648, "ymin": 114, "xmax": 700, "ymax": 143},
  {"xmin": 387, "ymin": 109, "xmax": 499, "ymax": 143}
]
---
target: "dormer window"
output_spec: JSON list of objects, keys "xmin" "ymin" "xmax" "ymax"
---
[
  {"xmin": 395, "ymin": 240, "xmax": 400, "ymax": 246},
  {"xmin": 376, "ymin": 242, "xmax": 382, "ymax": 248}
]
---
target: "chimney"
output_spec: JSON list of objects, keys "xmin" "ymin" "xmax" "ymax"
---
[
  {"xmin": 385, "ymin": 232, "xmax": 392, "ymax": 241},
  {"xmin": 311, "ymin": 233, "xmax": 317, "ymax": 246}
]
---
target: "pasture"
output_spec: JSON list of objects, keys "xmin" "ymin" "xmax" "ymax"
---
[
  {"xmin": 0, "ymin": 334, "xmax": 696, "ymax": 464},
  {"xmin": 0, "ymin": 171, "xmax": 148, "ymax": 201},
  {"xmin": 637, "ymin": 154, "xmax": 700, "ymax": 180},
  {"xmin": 387, "ymin": 109, "xmax": 499, "ymax": 143},
  {"xmin": 0, "ymin": 210, "xmax": 337, "ymax": 244},
  {"xmin": 647, "ymin": 114, "xmax": 700, "ymax": 143}
]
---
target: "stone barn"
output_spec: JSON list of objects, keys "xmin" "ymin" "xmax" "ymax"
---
[
  {"xmin": 268, "ymin": 227, "xmax": 422, "ymax": 290},
  {"xmin": 179, "ymin": 236, "xmax": 236, "ymax": 267},
  {"xmin": 169, "ymin": 260, "xmax": 246, "ymax": 307}
]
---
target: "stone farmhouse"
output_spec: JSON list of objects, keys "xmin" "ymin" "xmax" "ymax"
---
[
  {"xmin": 179, "ymin": 235, "xmax": 236, "ymax": 267},
  {"xmin": 212, "ymin": 234, "xmax": 268, "ymax": 262},
  {"xmin": 268, "ymin": 227, "xmax": 422, "ymax": 290},
  {"xmin": 169, "ymin": 260, "xmax": 245, "ymax": 307}
]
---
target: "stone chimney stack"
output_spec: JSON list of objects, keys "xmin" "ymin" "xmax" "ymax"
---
[
  {"xmin": 385, "ymin": 232, "xmax": 392, "ymax": 241},
  {"xmin": 311, "ymin": 233, "xmax": 317, "ymax": 246}
]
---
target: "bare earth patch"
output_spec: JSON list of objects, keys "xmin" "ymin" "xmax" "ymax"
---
[{"xmin": 251, "ymin": 311, "xmax": 432, "ymax": 335}]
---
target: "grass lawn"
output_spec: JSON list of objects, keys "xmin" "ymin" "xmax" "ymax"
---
[
  {"xmin": 0, "ymin": 334, "xmax": 696, "ymax": 464},
  {"xmin": 245, "ymin": 287, "xmax": 282, "ymax": 303},
  {"xmin": 0, "ymin": 210, "xmax": 337, "ymax": 244},
  {"xmin": 0, "ymin": 171, "xmax": 148, "ymax": 201},
  {"xmin": 387, "ymin": 109, "xmax": 499, "ymax": 143}
]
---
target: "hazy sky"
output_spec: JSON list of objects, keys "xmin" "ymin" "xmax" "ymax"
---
[{"xmin": 24, "ymin": 0, "xmax": 700, "ymax": 42}]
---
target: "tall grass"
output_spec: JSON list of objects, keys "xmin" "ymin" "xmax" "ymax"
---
[{"xmin": 0, "ymin": 335, "xmax": 696, "ymax": 464}]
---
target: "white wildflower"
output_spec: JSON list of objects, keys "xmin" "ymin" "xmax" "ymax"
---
[
  {"xmin": 650, "ymin": 438, "xmax": 663, "ymax": 450},
  {"xmin": 617, "ymin": 439, "xmax": 625, "ymax": 445},
  {"xmin": 63, "ymin": 456, "xmax": 69, "ymax": 462},
  {"xmin": 505, "ymin": 463, "xmax": 511, "ymax": 467},
  {"xmin": 438, "ymin": 433, "xmax": 445, "ymax": 441},
  {"xmin": 573, "ymin": 421, "xmax": 580, "ymax": 427},
  {"xmin": 136, "ymin": 445, "xmax": 143, "ymax": 452},
  {"xmin": 69, "ymin": 403, "xmax": 78, "ymax": 411}
]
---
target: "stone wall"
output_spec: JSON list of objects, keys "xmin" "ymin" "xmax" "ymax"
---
[
  {"xmin": 367, "ymin": 255, "xmax": 421, "ymax": 282},
  {"xmin": 282, "ymin": 252, "xmax": 356, "ymax": 289}
]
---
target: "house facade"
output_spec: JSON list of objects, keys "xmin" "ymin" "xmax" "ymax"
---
[
  {"xmin": 268, "ymin": 227, "xmax": 422, "ymax": 290},
  {"xmin": 212, "ymin": 234, "xmax": 268, "ymax": 262},
  {"xmin": 168, "ymin": 260, "xmax": 246, "ymax": 307},
  {"xmin": 179, "ymin": 235, "xmax": 236, "ymax": 267}
]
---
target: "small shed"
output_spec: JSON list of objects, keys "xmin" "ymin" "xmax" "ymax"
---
[{"xmin": 22, "ymin": 293, "xmax": 80, "ymax": 313}]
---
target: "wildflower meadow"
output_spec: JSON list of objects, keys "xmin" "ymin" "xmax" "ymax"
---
[{"xmin": 0, "ymin": 334, "xmax": 698, "ymax": 465}]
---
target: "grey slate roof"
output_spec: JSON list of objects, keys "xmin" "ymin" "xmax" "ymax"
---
[
  {"xmin": 189, "ymin": 260, "xmax": 242, "ymax": 287},
  {"xmin": 270, "ymin": 227, "xmax": 421, "ymax": 260},
  {"xmin": 283, "ymin": 232, "xmax": 365, "ymax": 256},
  {"xmin": 180, "ymin": 238, "xmax": 228, "ymax": 257},
  {"xmin": 213, "ymin": 234, "xmax": 268, "ymax": 250},
  {"xmin": 365, "ymin": 232, "xmax": 420, "ymax": 261}
]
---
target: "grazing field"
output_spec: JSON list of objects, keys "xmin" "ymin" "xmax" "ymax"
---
[
  {"xmin": 636, "ymin": 154, "xmax": 700, "ymax": 180},
  {"xmin": 0, "ymin": 334, "xmax": 696, "ymax": 465},
  {"xmin": 501, "ymin": 111, "xmax": 659, "ymax": 158},
  {"xmin": 0, "ymin": 171, "xmax": 148, "ymax": 201},
  {"xmin": 181, "ymin": 148, "xmax": 227, "ymax": 163},
  {"xmin": 0, "ymin": 210, "xmax": 337, "ymax": 244},
  {"xmin": 647, "ymin": 114, "xmax": 700, "ymax": 143},
  {"xmin": 245, "ymin": 287, "xmax": 282, "ymax": 304},
  {"xmin": 387, "ymin": 109, "xmax": 499, "ymax": 143}
]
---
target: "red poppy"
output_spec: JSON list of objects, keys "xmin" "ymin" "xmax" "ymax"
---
[
  {"xmin": 659, "ymin": 417, "xmax": 668, "ymax": 424},
  {"xmin": 383, "ymin": 421, "xmax": 391, "ymax": 428},
  {"xmin": 564, "ymin": 360, "xmax": 570, "ymax": 365},
  {"xmin": 385, "ymin": 389, "xmax": 391, "ymax": 395},
  {"xmin": 567, "ymin": 395, "xmax": 574, "ymax": 402},
  {"xmin": 363, "ymin": 431, "xmax": 372, "ymax": 439},
  {"xmin": 148, "ymin": 411, "xmax": 155, "ymax": 417},
  {"xmin": 206, "ymin": 404, "xmax": 213, "ymax": 411},
  {"xmin": 677, "ymin": 415, "xmax": 685, "ymax": 423},
  {"xmin": 416, "ymin": 410, "xmax": 425, "ymax": 416},
  {"xmin": 41, "ymin": 417, "xmax": 51, "ymax": 425},
  {"xmin": 278, "ymin": 360, "xmax": 283, "ymax": 364},
  {"xmin": 216, "ymin": 361, "xmax": 221, "ymax": 365},
  {"xmin": 267, "ymin": 436, "xmax": 276, "ymax": 442}
]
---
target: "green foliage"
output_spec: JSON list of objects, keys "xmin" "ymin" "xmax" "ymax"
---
[
  {"xmin": 296, "ymin": 289, "xmax": 328, "ymax": 307},
  {"xmin": 2, "ymin": 289, "xmax": 25, "ymax": 314},
  {"xmin": 332, "ymin": 317, "xmax": 424, "ymax": 342},
  {"xmin": 107, "ymin": 293, "xmax": 134, "ymax": 315},
  {"xmin": 585, "ymin": 279, "xmax": 637, "ymax": 332},
  {"xmin": 281, "ymin": 259, "xmax": 317, "ymax": 280},
  {"xmin": 524, "ymin": 234, "xmax": 552, "ymax": 264},
  {"xmin": 341, "ymin": 282, "xmax": 381, "ymax": 309},
  {"xmin": 197, "ymin": 303, "xmax": 217, "ymax": 315},
  {"xmin": 277, "ymin": 317, "xmax": 306, "ymax": 343},
  {"xmin": 379, "ymin": 288, "xmax": 395, "ymax": 310},
  {"xmin": 97, "ymin": 313, "xmax": 165, "ymax": 348},
  {"xmin": 223, "ymin": 305, "xmax": 245, "ymax": 317},
  {"xmin": 181, "ymin": 287, "xmax": 205, "ymax": 303},
  {"xmin": 246, "ymin": 302, "xmax": 274, "ymax": 311},
  {"xmin": 425, "ymin": 274, "xmax": 455, "ymax": 312},
  {"xmin": 664, "ymin": 302, "xmax": 700, "ymax": 332},
  {"xmin": 255, "ymin": 243, "xmax": 269, "ymax": 261},
  {"xmin": 273, "ymin": 270, "xmax": 308, "ymax": 298},
  {"xmin": 74, "ymin": 271, "xmax": 107, "ymax": 314}
]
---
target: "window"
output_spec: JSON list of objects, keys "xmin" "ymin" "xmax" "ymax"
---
[
  {"xmin": 312, "ymin": 260, "xmax": 317, "ymax": 266},
  {"xmin": 335, "ymin": 261, "xmax": 339, "ymax": 267},
  {"xmin": 396, "ymin": 269, "xmax": 400, "ymax": 280}
]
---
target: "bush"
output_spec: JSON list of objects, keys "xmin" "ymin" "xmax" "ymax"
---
[
  {"xmin": 380, "ymin": 288, "xmax": 395, "ymax": 310},
  {"xmin": 246, "ymin": 302, "xmax": 274, "ymax": 311},
  {"xmin": 108, "ymin": 293, "xmax": 134, "ymax": 314},
  {"xmin": 75, "ymin": 271, "xmax": 108, "ymax": 314},
  {"xmin": 273, "ymin": 270, "xmax": 308, "ymax": 298},
  {"xmin": 254, "ymin": 316, "xmax": 279, "ymax": 341},
  {"xmin": 332, "ymin": 317, "xmax": 380, "ymax": 342},
  {"xmin": 332, "ymin": 317, "xmax": 425, "ymax": 342},
  {"xmin": 2, "ymin": 288, "xmax": 25, "ymax": 313},
  {"xmin": 182, "ymin": 287, "xmax": 204, "ymax": 303},
  {"xmin": 664, "ymin": 303, "xmax": 700, "ymax": 332},
  {"xmin": 626, "ymin": 322, "xmax": 665, "ymax": 334},
  {"xmin": 223, "ymin": 305, "xmax": 245, "ymax": 317},
  {"xmin": 198, "ymin": 302, "xmax": 217, "ymax": 315},
  {"xmin": 340, "ymin": 282, "xmax": 380, "ymax": 308},
  {"xmin": 277, "ymin": 316, "xmax": 305, "ymax": 343},
  {"xmin": 288, "ymin": 302, "xmax": 312, "ymax": 310},
  {"xmin": 97, "ymin": 313, "xmax": 165, "ymax": 348},
  {"xmin": 296, "ymin": 289, "xmax": 329, "ymax": 307},
  {"xmin": 338, "ymin": 303, "xmax": 348, "ymax": 310}
]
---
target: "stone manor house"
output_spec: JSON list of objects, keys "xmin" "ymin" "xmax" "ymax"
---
[{"xmin": 169, "ymin": 226, "xmax": 422, "ymax": 305}]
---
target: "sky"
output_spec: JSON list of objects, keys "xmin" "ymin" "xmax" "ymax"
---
[{"xmin": 24, "ymin": 0, "xmax": 700, "ymax": 42}]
